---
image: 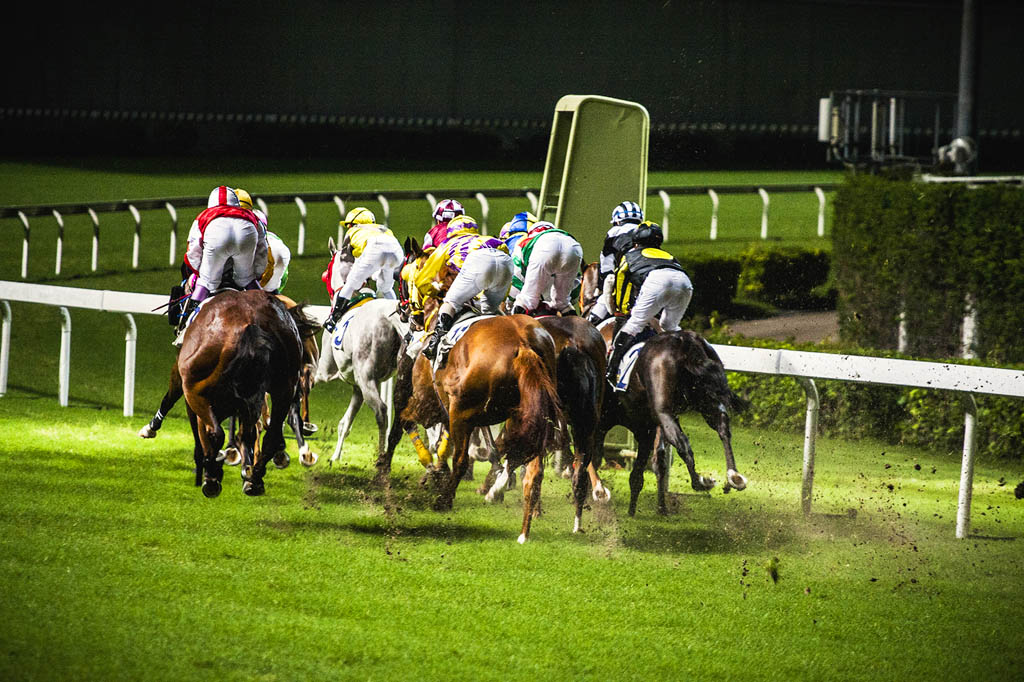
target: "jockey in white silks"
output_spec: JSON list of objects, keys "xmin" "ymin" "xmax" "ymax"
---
[
  {"xmin": 508, "ymin": 220, "xmax": 583, "ymax": 317},
  {"xmin": 586, "ymin": 200, "xmax": 644, "ymax": 325},
  {"xmin": 322, "ymin": 206, "xmax": 404, "ymax": 332},
  {"xmin": 413, "ymin": 215, "xmax": 513, "ymax": 360},
  {"xmin": 252, "ymin": 209, "xmax": 291, "ymax": 294},
  {"xmin": 178, "ymin": 185, "xmax": 267, "ymax": 335}
]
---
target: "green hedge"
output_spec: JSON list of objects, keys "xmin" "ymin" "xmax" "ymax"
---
[
  {"xmin": 705, "ymin": 330, "xmax": 1024, "ymax": 463},
  {"xmin": 832, "ymin": 174, "xmax": 1024, "ymax": 362}
]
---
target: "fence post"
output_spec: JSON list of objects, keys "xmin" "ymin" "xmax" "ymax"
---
[
  {"xmin": 961, "ymin": 293, "xmax": 977, "ymax": 359},
  {"xmin": 88, "ymin": 208, "xmax": 100, "ymax": 272},
  {"xmin": 52, "ymin": 210, "xmax": 64, "ymax": 275},
  {"xmin": 707, "ymin": 189, "xmax": 719, "ymax": 240},
  {"xmin": 377, "ymin": 194, "xmax": 390, "ymax": 227},
  {"xmin": 256, "ymin": 197, "xmax": 269, "ymax": 217},
  {"xmin": 758, "ymin": 188, "xmax": 770, "ymax": 239},
  {"xmin": 128, "ymin": 204, "xmax": 141, "ymax": 269},
  {"xmin": 0, "ymin": 301, "xmax": 10, "ymax": 396},
  {"xmin": 17, "ymin": 211, "xmax": 30, "ymax": 279},
  {"xmin": 425, "ymin": 193, "xmax": 437, "ymax": 215},
  {"xmin": 526, "ymin": 191, "xmax": 538, "ymax": 214},
  {"xmin": 165, "ymin": 203, "xmax": 178, "ymax": 266},
  {"xmin": 658, "ymin": 190, "xmax": 671, "ymax": 242},
  {"xmin": 58, "ymin": 306, "xmax": 71, "ymax": 407},
  {"xmin": 814, "ymin": 186, "xmax": 827, "ymax": 237},
  {"xmin": 294, "ymin": 197, "xmax": 307, "ymax": 256},
  {"xmin": 123, "ymin": 313, "xmax": 137, "ymax": 417},
  {"xmin": 475, "ymin": 192, "xmax": 490, "ymax": 235},
  {"xmin": 898, "ymin": 301, "xmax": 908, "ymax": 353},
  {"xmin": 956, "ymin": 393, "xmax": 978, "ymax": 539},
  {"xmin": 333, "ymin": 196, "xmax": 346, "ymax": 246},
  {"xmin": 797, "ymin": 377, "xmax": 820, "ymax": 516}
]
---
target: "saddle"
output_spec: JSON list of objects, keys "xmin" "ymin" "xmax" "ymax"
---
[
  {"xmin": 170, "ymin": 287, "xmax": 237, "ymax": 348},
  {"xmin": 608, "ymin": 321, "xmax": 658, "ymax": 393},
  {"xmin": 432, "ymin": 308, "xmax": 496, "ymax": 373}
]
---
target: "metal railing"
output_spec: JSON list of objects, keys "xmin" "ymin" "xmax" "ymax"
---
[{"xmin": 2, "ymin": 183, "xmax": 838, "ymax": 280}]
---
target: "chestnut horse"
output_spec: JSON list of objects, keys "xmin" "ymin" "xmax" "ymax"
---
[
  {"xmin": 139, "ymin": 294, "xmax": 320, "ymax": 468},
  {"xmin": 178, "ymin": 290, "xmax": 318, "ymax": 497},
  {"xmin": 596, "ymin": 322, "xmax": 749, "ymax": 516},
  {"xmin": 381, "ymin": 314, "xmax": 564, "ymax": 543}
]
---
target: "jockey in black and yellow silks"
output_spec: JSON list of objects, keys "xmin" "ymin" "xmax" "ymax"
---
[{"xmin": 607, "ymin": 222, "xmax": 694, "ymax": 385}]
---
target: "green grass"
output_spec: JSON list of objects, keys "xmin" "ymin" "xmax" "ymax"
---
[
  {"xmin": 1, "ymin": 394, "xmax": 1022, "ymax": 681},
  {"xmin": 2, "ymin": 158, "xmax": 1022, "ymax": 680}
]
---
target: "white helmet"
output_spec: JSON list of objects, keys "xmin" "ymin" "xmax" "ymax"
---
[
  {"xmin": 253, "ymin": 208, "xmax": 268, "ymax": 227},
  {"xmin": 610, "ymin": 200, "xmax": 643, "ymax": 226},
  {"xmin": 207, "ymin": 186, "xmax": 240, "ymax": 208},
  {"xmin": 432, "ymin": 199, "xmax": 465, "ymax": 224}
]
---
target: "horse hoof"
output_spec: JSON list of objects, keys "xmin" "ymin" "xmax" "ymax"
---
[
  {"xmin": 220, "ymin": 448, "xmax": 242, "ymax": 467},
  {"xmin": 273, "ymin": 451, "xmax": 290, "ymax": 470},
  {"xmin": 725, "ymin": 470, "xmax": 748, "ymax": 491},
  {"xmin": 694, "ymin": 475, "xmax": 716, "ymax": 492},
  {"xmin": 300, "ymin": 447, "xmax": 318, "ymax": 467},
  {"xmin": 243, "ymin": 480, "xmax": 265, "ymax": 497},
  {"xmin": 301, "ymin": 422, "xmax": 318, "ymax": 437},
  {"xmin": 517, "ymin": 533, "xmax": 528, "ymax": 544},
  {"xmin": 592, "ymin": 484, "xmax": 611, "ymax": 502},
  {"xmin": 137, "ymin": 424, "xmax": 157, "ymax": 439},
  {"xmin": 201, "ymin": 479, "xmax": 222, "ymax": 498}
]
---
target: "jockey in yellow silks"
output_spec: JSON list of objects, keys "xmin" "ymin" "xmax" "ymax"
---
[
  {"xmin": 322, "ymin": 207, "xmax": 404, "ymax": 332},
  {"xmin": 411, "ymin": 215, "xmax": 513, "ymax": 360}
]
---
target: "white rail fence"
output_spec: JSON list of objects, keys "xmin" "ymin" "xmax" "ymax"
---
[
  {"xmin": 2, "ymin": 184, "xmax": 837, "ymax": 280},
  {"xmin": 3, "ymin": 280, "xmax": 1021, "ymax": 539}
]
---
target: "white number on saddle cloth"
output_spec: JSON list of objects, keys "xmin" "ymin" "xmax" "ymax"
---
[{"xmin": 614, "ymin": 342, "xmax": 646, "ymax": 392}]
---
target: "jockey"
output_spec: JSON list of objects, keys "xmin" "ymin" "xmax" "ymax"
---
[
  {"xmin": 508, "ymin": 220, "xmax": 583, "ymax": 316},
  {"xmin": 414, "ymin": 215, "xmax": 513, "ymax": 360},
  {"xmin": 178, "ymin": 186, "xmax": 266, "ymax": 335},
  {"xmin": 605, "ymin": 221, "xmax": 693, "ymax": 384},
  {"xmin": 421, "ymin": 198, "xmax": 465, "ymax": 251},
  {"xmin": 254, "ymin": 209, "xmax": 291, "ymax": 294},
  {"xmin": 323, "ymin": 206, "xmax": 404, "ymax": 332},
  {"xmin": 587, "ymin": 200, "xmax": 645, "ymax": 325},
  {"xmin": 498, "ymin": 211, "xmax": 536, "ymax": 300}
]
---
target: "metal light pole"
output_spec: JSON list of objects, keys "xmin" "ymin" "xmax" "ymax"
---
[{"xmin": 955, "ymin": 0, "xmax": 977, "ymax": 175}]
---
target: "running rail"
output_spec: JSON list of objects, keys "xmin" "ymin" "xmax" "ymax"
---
[{"xmin": 3, "ymin": 280, "xmax": 1021, "ymax": 538}]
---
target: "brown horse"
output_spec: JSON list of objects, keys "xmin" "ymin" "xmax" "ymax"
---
[
  {"xmin": 579, "ymin": 261, "xmax": 602, "ymax": 316},
  {"xmin": 178, "ymin": 290, "xmax": 318, "ymax": 497},
  {"xmin": 382, "ymin": 313, "xmax": 563, "ymax": 543},
  {"xmin": 596, "ymin": 321, "xmax": 749, "ymax": 516},
  {"xmin": 139, "ymin": 294, "xmax": 320, "ymax": 468}
]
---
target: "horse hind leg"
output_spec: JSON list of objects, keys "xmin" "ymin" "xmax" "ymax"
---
[
  {"xmin": 139, "ymin": 367, "xmax": 183, "ymax": 439},
  {"xmin": 628, "ymin": 430, "xmax": 655, "ymax": 517},
  {"xmin": 330, "ymin": 387, "xmax": 363, "ymax": 467},
  {"xmin": 657, "ymin": 411, "xmax": 715, "ymax": 493},
  {"xmin": 192, "ymin": 402, "xmax": 226, "ymax": 498},
  {"xmin": 518, "ymin": 456, "xmax": 544, "ymax": 544},
  {"xmin": 246, "ymin": 395, "xmax": 288, "ymax": 497},
  {"xmin": 703, "ymin": 403, "xmax": 747, "ymax": 492}
]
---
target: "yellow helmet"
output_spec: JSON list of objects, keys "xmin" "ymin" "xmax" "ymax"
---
[
  {"xmin": 344, "ymin": 206, "xmax": 376, "ymax": 226},
  {"xmin": 235, "ymin": 188, "xmax": 254, "ymax": 211}
]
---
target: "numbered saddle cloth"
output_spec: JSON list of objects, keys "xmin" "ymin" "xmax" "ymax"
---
[
  {"xmin": 611, "ymin": 342, "xmax": 646, "ymax": 393},
  {"xmin": 327, "ymin": 289, "xmax": 376, "ymax": 350},
  {"xmin": 432, "ymin": 311, "xmax": 497, "ymax": 373}
]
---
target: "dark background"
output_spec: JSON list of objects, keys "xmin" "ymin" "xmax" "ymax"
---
[{"xmin": 3, "ymin": 0, "xmax": 1022, "ymax": 170}]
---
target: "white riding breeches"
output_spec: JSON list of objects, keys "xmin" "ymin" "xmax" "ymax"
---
[
  {"xmin": 620, "ymin": 268, "xmax": 694, "ymax": 336},
  {"xmin": 444, "ymin": 248, "xmax": 514, "ymax": 314},
  {"xmin": 514, "ymin": 232, "xmax": 583, "ymax": 312},
  {"xmin": 337, "ymin": 236, "xmax": 404, "ymax": 300},
  {"xmin": 194, "ymin": 217, "xmax": 262, "ymax": 291}
]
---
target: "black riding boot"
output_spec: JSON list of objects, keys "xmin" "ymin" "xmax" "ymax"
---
[
  {"xmin": 605, "ymin": 330, "xmax": 635, "ymax": 385},
  {"xmin": 177, "ymin": 298, "xmax": 200, "ymax": 336},
  {"xmin": 323, "ymin": 295, "xmax": 351, "ymax": 332},
  {"xmin": 423, "ymin": 312, "xmax": 454, "ymax": 361},
  {"xmin": 511, "ymin": 304, "xmax": 529, "ymax": 316}
]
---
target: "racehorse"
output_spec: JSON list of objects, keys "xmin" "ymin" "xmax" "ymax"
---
[
  {"xmin": 178, "ymin": 290, "xmax": 318, "ymax": 497},
  {"xmin": 138, "ymin": 294, "xmax": 320, "ymax": 468},
  {"xmin": 596, "ymin": 321, "xmax": 749, "ymax": 516},
  {"xmin": 315, "ymin": 238, "xmax": 404, "ymax": 467},
  {"xmin": 579, "ymin": 261, "xmax": 602, "ymax": 317}
]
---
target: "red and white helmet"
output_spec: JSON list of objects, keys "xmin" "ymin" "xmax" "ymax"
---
[
  {"xmin": 207, "ymin": 186, "xmax": 240, "ymax": 208},
  {"xmin": 432, "ymin": 199, "xmax": 465, "ymax": 224}
]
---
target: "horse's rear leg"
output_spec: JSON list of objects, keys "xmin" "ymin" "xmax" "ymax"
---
[
  {"xmin": 569, "ymin": 428, "xmax": 595, "ymax": 533},
  {"xmin": 192, "ymin": 401, "xmax": 226, "ymax": 498},
  {"xmin": 628, "ymin": 430, "xmax": 655, "ymax": 517},
  {"xmin": 434, "ymin": 416, "xmax": 472, "ymax": 511},
  {"xmin": 657, "ymin": 411, "xmax": 716, "ymax": 493},
  {"xmin": 139, "ymin": 365, "xmax": 183, "ymax": 438},
  {"xmin": 519, "ymin": 456, "xmax": 544, "ymax": 544},
  {"xmin": 187, "ymin": 406, "xmax": 203, "ymax": 487},
  {"xmin": 702, "ymin": 404, "xmax": 747, "ymax": 492},
  {"xmin": 330, "ymin": 387, "xmax": 363, "ymax": 467},
  {"xmin": 356, "ymin": 376, "xmax": 390, "ymax": 470},
  {"xmin": 285, "ymin": 396, "xmax": 315, "ymax": 468},
  {"xmin": 377, "ymin": 352, "xmax": 416, "ymax": 474}
]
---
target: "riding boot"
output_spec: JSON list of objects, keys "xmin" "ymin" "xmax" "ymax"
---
[
  {"xmin": 177, "ymin": 298, "xmax": 200, "ymax": 336},
  {"xmin": 586, "ymin": 311, "xmax": 605, "ymax": 326},
  {"xmin": 323, "ymin": 295, "xmax": 350, "ymax": 332},
  {"xmin": 423, "ymin": 311, "xmax": 454, "ymax": 361},
  {"xmin": 605, "ymin": 330, "xmax": 636, "ymax": 385},
  {"xmin": 511, "ymin": 304, "xmax": 529, "ymax": 316},
  {"xmin": 560, "ymin": 306, "xmax": 578, "ymax": 317}
]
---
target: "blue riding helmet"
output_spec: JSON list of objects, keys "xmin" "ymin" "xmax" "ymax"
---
[{"xmin": 499, "ymin": 211, "xmax": 536, "ymax": 249}]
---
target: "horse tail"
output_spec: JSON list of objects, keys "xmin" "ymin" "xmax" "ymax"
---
[
  {"xmin": 556, "ymin": 345, "xmax": 599, "ymax": 437},
  {"xmin": 223, "ymin": 323, "xmax": 277, "ymax": 418},
  {"xmin": 504, "ymin": 341, "xmax": 564, "ymax": 464}
]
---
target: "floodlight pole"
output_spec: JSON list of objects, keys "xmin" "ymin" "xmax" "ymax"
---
[{"xmin": 955, "ymin": 0, "xmax": 977, "ymax": 175}]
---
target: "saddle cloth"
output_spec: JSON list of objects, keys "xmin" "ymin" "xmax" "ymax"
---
[
  {"xmin": 328, "ymin": 289, "xmax": 376, "ymax": 350},
  {"xmin": 611, "ymin": 342, "xmax": 646, "ymax": 392},
  {"xmin": 432, "ymin": 311, "xmax": 497, "ymax": 372}
]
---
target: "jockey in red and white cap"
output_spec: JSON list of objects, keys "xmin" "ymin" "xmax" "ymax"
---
[{"xmin": 421, "ymin": 198, "xmax": 465, "ymax": 251}]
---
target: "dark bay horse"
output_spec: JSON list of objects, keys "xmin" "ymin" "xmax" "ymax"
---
[
  {"xmin": 139, "ymin": 294, "xmax": 320, "ymax": 467},
  {"xmin": 382, "ymin": 314, "xmax": 564, "ymax": 543},
  {"xmin": 178, "ymin": 290, "xmax": 318, "ymax": 497},
  {"xmin": 596, "ymin": 323, "xmax": 749, "ymax": 516}
]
